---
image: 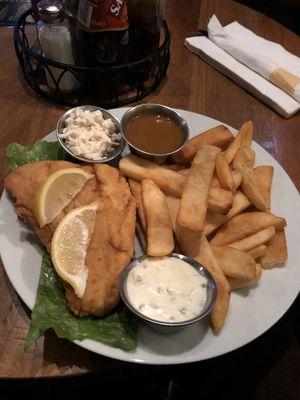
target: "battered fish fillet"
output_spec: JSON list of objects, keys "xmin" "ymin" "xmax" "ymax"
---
[{"xmin": 4, "ymin": 161, "xmax": 136, "ymax": 317}]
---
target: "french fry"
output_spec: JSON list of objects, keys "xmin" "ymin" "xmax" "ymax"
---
[
  {"xmin": 232, "ymin": 147, "xmax": 255, "ymax": 169},
  {"xmin": 171, "ymin": 125, "xmax": 234, "ymax": 164},
  {"xmin": 227, "ymin": 191, "xmax": 251, "ymax": 219},
  {"xmin": 121, "ymin": 155, "xmax": 231, "ymax": 215},
  {"xmin": 246, "ymin": 245, "xmax": 267, "ymax": 260},
  {"xmin": 165, "ymin": 194, "xmax": 191, "ymax": 258},
  {"xmin": 215, "ymin": 153, "xmax": 235, "ymax": 192},
  {"xmin": 208, "ymin": 187, "xmax": 233, "ymax": 214},
  {"xmin": 229, "ymin": 264, "xmax": 262, "ymax": 290},
  {"xmin": 164, "ymin": 195, "xmax": 186, "ymax": 254},
  {"xmin": 174, "ymin": 225, "xmax": 201, "ymax": 258},
  {"xmin": 128, "ymin": 179, "xmax": 147, "ymax": 232},
  {"xmin": 163, "ymin": 203, "xmax": 231, "ymax": 334},
  {"xmin": 261, "ymin": 230, "xmax": 287, "ymax": 269},
  {"xmin": 211, "ymin": 244, "xmax": 256, "ymax": 281},
  {"xmin": 194, "ymin": 235, "xmax": 231, "ymax": 334},
  {"xmin": 211, "ymin": 174, "xmax": 222, "ymax": 188},
  {"xmin": 141, "ymin": 179, "xmax": 174, "ymax": 256},
  {"xmin": 254, "ymin": 166, "xmax": 274, "ymax": 211},
  {"xmin": 204, "ymin": 212, "xmax": 227, "ymax": 237},
  {"xmin": 178, "ymin": 169, "xmax": 189, "ymax": 177},
  {"xmin": 206, "ymin": 190, "xmax": 251, "ymax": 236},
  {"xmin": 211, "ymin": 212, "xmax": 286, "ymax": 246},
  {"xmin": 162, "ymin": 164, "xmax": 185, "ymax": 172},
  {"xmin": 240, "ymin": 166, "xmax": 268, "ymax": 211},
  {"xmin": 120, "ymin": 154, "xmax": 186, "ymax": 197},
  {"xmin": 228, "ymin": 226, "xmax": 275, "ymax": 252},
  {"xmin": 167, "ymin": 195, "xmax": 231, "ymax": 326},
  {"xmin": 211, "ymin": 170, "xmax": 241, "ymax": 191},
  {"xmin": 224, "ymin": 121, "xmax": 253, "ymax": 163},
  {"xmin": 177, "ymin": 145, "xmax": 221, "ymax": 232},
  {"xmin": 165, "ymin": 194, "xmax": 180, "ymax": 230},
  {"xmin": 232, "ymin": 169, "xmax": 242, "ymax": 190},
  {"xmin": 166, "ymin": 194, "xmax": 214, "ymax": 259},
  {"xmin": 136, "ymin": 220, "xmax": 147, "ymax": 253}
]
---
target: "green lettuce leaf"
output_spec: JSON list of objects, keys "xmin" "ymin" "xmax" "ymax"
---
[
  {"xmin": 25, "ymin": 254, "xmax": 138, "ymax": 351},
  {"xmin": 7, "ymin": 140, "xmax": 65, "ymax": 170}
]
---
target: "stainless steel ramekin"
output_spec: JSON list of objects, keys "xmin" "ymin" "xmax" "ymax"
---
[
  {"xmin": 120, "ymin": 253, "xmax": 217, "ymax": 334},
  {"xmin": 120, "ymin": 104, "xmax": 189, "ymax": 164},
  {"xmin": 56, "ymin": 105, "xmax": 125, "ymax": 164}
]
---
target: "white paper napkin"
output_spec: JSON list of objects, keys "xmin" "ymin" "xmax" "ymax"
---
[
  {"xmin": 185, "ymin": 15, "xmax": 300, "ymax": 118},
  {"xmin": 208, "ymin": 15, "xmax": 300, "ymax": 102}
]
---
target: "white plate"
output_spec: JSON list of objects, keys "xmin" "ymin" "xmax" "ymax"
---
[{"xmin": 0, "ymin": 108, "xmax": 299, "ymax": 365}]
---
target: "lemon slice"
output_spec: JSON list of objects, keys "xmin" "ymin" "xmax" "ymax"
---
[
  {"xmin": 33, "ymin": 168, "xmax": 94, "ymax": 227},
  {"xmin": 51, "ymin": 202, "xmax": 98, "ymax": 298}
]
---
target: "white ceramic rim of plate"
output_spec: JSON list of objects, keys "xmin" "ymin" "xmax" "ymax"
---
[{"xmin": 0, "ymin": 108, "xmax": 299, "ymax": 365}]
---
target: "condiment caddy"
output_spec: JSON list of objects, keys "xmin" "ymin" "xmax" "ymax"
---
[{"xmin": 14, "ymin": 1, "xmax": 170, "ymax": 108}]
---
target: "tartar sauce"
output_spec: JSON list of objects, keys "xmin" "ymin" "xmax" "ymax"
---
[
  {"xmin": 59, "ymin": 108, "xmax": 121, "ymax": 160},
  {"xmin": 126, "ymin": 257, "xmax": 208, "ymax": 323}
]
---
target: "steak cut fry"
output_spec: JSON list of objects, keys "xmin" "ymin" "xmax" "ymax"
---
[
  {"xmin": 194, "ymin": 235, "xmax": 231, "ymax": 334},
  {"xmin": 177, "ymin": 145, "xmax": 221, "ymax": 232},
  {"xmin": 228, "ymin": 226, "xmax": 275, "ymax": 252},
  {"xmin": 165, "ymin": 194, "xmax": 230, "ymax": 333},
  {"xmin": 120, "ymin": 154, "xmax": 186, "ymax": 197},
  {"xmin": 211, "ymin": 174, "xmax": 222, "ymax": 188},
  {"xmin": 229, "ymin": 264, "xmax": 262, "ymax": 290},
  {"xmin": 213, "ymin": 169, "xmax": 242, "ymax": 191},
  {"xmin": 240, "ymin": 166, "xmax": 268, "ymax": 211},
  {"xmin": 254, "ymin": 166, "xmax": 274, "ymax": 211},
  {"xmin": 227, "ymin": 191, "xmax": 251, "ymax": 219},
  {"xmin": 136, "ymin": 220, "xmax": 147, "ymax": 253},
  {"xmin": 141, "ymin": 178, "xmax": 174, "ymax": 257},
  {"xmin": 260, "ymin": 229, "xmax": 287, "ymax": 269},
  {"xmin": 211, "ymin": 244, "xmax": 256, "ymax": 281},
  {"xmin": 204, "ymin": 212, "xmax": 227, "ymax": 236},
  {"xmin": 224, "ymin": 121, "xmax": 253, "ymax": 164},
  {"xmin": 171, "ymin": 125, "xmax": 233, "ymax": 164},
  {"xmin": 215, "ymin": 153, "xmax": 235, "ymax": 192},
  {"xmin": 128, "ymin": 179, "xmax": 147, "ymax": 232},
  {"xmin": 232, "ymin": 146, "xmax": 255, "ymax": 169},
  {"xmin": 232, "ymin": 169, "xmax": 242, "ymax": 190},
  {"xmin": 246, "ymin": 245, "xmax": 267, "ymax": 260},
  {"xmin": 208, "ymin": 187, "xmax": 233, "ymax": 215},
  {"xmin": 211, "ymin": 212, "xmax": 286, "ymax": 246}
]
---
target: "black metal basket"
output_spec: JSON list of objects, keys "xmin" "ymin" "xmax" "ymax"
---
[{"xmin": 14, "ymin": 8, "xmax": 170, "ymax": 108}]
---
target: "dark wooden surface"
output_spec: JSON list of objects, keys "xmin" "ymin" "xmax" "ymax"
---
[{"xmin": 0, "ymin": 0, "xmax": 299, "ymax": 389}]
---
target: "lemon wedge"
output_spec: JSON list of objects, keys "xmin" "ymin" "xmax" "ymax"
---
[
  {"xmin": 51, "ymin": 202, "xmax": 98, "ymax": 298},
  {"xmin": 33, "ymin": 168, "xmax": 94, "ymax": 227}
]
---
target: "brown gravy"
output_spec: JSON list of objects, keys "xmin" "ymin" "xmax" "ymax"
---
[{"xmin": 124, "ymin": 112, "xmax": 185, "ymax": 154}]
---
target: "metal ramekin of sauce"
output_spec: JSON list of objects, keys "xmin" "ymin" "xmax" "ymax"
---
[
  {"xmin": 121, "ymin": 104, "xmax": 189, "ymax": 163},
  {"xmin": 120, "ymin": 254, "xmax": 217, "ymax": 334}
]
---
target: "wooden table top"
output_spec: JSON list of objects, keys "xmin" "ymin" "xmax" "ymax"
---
[{"xmin": 0, "ymin": 0, "xmax": 299, "ymax": 379}]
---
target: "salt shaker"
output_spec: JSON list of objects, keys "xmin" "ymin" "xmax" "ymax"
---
[{"xmin": 36, "ymin": 0, "xmax": 77, "ymax": 92}]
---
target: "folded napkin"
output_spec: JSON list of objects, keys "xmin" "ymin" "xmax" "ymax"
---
[{"xmin": 185, "ymin": 15, "xmax": 300, "ymax": 118}]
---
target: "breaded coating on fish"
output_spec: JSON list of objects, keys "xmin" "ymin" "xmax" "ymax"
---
[{"xmin": 4, "ymin": 161, "xmax": 136, "ymax": 317}]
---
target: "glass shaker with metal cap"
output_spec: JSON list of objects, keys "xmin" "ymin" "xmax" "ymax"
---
[{"xmin": 36, "ymin": 0, "xmax": 78, "ymax": 92}]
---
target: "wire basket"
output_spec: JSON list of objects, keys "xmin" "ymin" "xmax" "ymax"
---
[{"xmin": 14, "ymin": 8, "xmax": 170, "ymax": 108}]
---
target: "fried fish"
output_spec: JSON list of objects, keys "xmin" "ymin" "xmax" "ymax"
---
[{"xmin": 4, "ymin": 161, "xmax": 136, "ymax": 317}]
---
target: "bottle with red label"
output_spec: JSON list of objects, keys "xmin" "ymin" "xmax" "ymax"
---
[{"xmin": 72, "ymin": 0, "xmax": 130, "ymax": 66}]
